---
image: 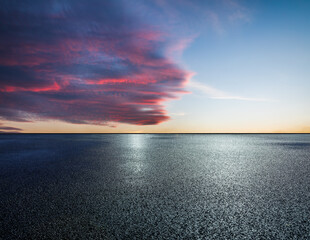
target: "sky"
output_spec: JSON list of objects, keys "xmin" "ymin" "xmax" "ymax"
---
[{"xmin": 0, "ymin": 0, "xmax": 309, "ymax": 133}]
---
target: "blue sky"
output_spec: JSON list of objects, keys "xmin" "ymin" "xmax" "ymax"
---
[{"xmin": 169, "ymin": 0, "xmax": 310, "ymax": 133}]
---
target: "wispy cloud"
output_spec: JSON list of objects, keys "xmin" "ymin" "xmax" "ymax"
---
[
  {"xmin": 0, "ymin": 123, "xmax": 23, "ymax": 133},
  {"xmin": 189, "ymin": 81, "xmax": 270, "ymax": 102}
]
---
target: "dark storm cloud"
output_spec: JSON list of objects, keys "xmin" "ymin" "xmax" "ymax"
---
[{"xmin": 0, "ymin": 0, "xmax": 190, "ymax": 126}]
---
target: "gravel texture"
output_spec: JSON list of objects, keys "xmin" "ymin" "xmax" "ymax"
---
[{"xmin": 0, "ymin": 134, "xmax": 310, "ymax": 239}]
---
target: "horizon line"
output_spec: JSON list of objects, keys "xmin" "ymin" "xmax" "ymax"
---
[{"xmin": 1, "ymin": 133, "xmax": 310, "ymax": 135}]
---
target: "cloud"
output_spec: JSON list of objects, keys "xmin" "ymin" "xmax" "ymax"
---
[
  {"xmin": 0, "ymin": 0, "xmax": 192, "ymax": 126},
  {"xmin": 0, "ymin": 123, "xmax": 23, "ymax": 133},
  {"xmin": 189, "ymin": 81, "xmax": 270, "ymax": 102},
  {"xmin": 0, "ymin": 126, "xmax": 22, "ymax": 131},
  {"xmin": 151, "ymin": 0, "xmax": 251, "ymax": 35}
]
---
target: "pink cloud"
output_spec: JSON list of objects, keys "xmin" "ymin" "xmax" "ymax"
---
[{"xmin": 0, "ymin": 1, "xmax": 192, "ymax": 126}]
